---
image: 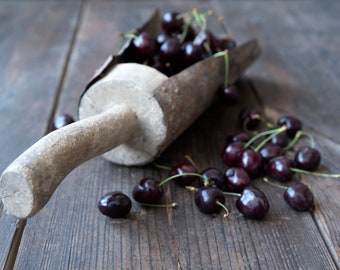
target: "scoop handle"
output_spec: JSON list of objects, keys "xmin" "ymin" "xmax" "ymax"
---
[{"xmin": 0, "ymin": 104, "xmax": 137, "ymax": 219}]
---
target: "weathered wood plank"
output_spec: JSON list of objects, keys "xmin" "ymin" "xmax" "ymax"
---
[
  {"xmin": 0, "ymin": 1, "xmax": 82, "ymax": 269},
  {"xmin": 13, "ymin": 1, "xmax": 339, "ymax": 270}
]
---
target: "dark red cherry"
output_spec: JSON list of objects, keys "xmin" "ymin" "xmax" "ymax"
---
[
  {"xmin": 224, "ymin": 37, "xmax": 237, "ymax": 51},
  {"xmin": 181, "ymin": 42, "xmax": 203, "ymax": 68},
  {"xmin": 277, "ymin": 116, "xmax": 302, "ymax": 138},
  {"xmin": 284, "ymin": 182, "xmax": 314, "ymax": 211},
  {"xmin": 49, "ymin": 114, "xmax": 74, "ymax": 131},
  {"xmin": 156, "ymin": 32, "xmax": 169, "ymax": 48},
  {"xmin": 221, "ymin": 141, "xmax": 244, "ymax": 166},
  {"xmin": 239, "ymin": 107, "xmax": 262, "ymax": 130},
  {"xmin": 294, "ymin": 146, "xmax": 321, "ymax": 171},
  {"xmin": 199, "ymin": 167, "xmax": 225, "ymax": 189},
  {"xmin": 238, "ymin": 149, "xmax": 263, "ymax": 177},
  {"xmin": 160, "ymin": 37, "xmax": 182, "ymax": 63},
  {"xmin": 98, "ymin": 191, "xmax": 132, "ymax": 218},
  {"xmin": 194, "ymin": 186, "xmax": 226, "ymax": 214},
  {"xmin": 209, "ymin": 32, "xmax": 236, "ymax": 53},
  {"xmin": 132, "ymin": 177, "xmax": 164, "ymax": 204},
  {"xmin": 131, "ymin": 32, "xmax": 156, "ymax": 60},
  {"xmin": 270, "ymin": 132, "xmax": 289, "ymax": 147},
  {"xmin": 259, "ymin": 143, "xmax": 284, "ymax": 162},
  {"xmin": 266, "ymin": 156, "xmax": 294, "ymax": 182},
  {"xmin": 236, "ymin": 187, "xmax": 269, "ymax": 219},
  {"xmin": 219, "ymin": 84, "xmax": 239, "ymax": 106},
  {"xmin": 169, "ymin": 162, "xmax": 199, "ymax": 186},
  {"xmin": 161, "ymin": 11, "xmax": 183, "ymax": 34},
  {"xmin": 224, "ymin": 167, "xmax": 251, "ymax": 192}
]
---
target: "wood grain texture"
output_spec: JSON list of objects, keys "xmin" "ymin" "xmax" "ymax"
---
[
  {"xmin": 11, "ymin": 1, "xmax": 339, "ymax": 270},
  {"xmin": 0, "ymin": 0, "xmax": 340, "ymax": 270},
  {"xmin": 0, "ymin": 1, "xmax": 82, "ymax": 268}
]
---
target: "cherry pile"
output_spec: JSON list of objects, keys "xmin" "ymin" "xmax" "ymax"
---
[
  {"xmin": 97, "ymin": 106, "xmax": 340, "ymax": 220},
  {"xmin": 123, "ymin": 9, "xmax": 236, "ymax": 77}
]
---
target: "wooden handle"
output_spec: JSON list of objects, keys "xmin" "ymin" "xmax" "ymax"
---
[{"xmin": 0, "ymin": 104, "xmax": 137, "ymax": 218}]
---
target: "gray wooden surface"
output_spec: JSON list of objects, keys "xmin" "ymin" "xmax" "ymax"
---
[{"xmin": 1, "ymin": 1, "xmax": 339, "ymax": 269}]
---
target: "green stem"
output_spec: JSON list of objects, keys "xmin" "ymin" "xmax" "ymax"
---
[
  {"xmin": 215, "ymin": 200, "xmax": 230, "ymax": 218},
  {"xmin": 290, "ymin": 168, "xmax": 340, "ymax": 178},
  {"xmin": 244, "ymin": 126, "xmax": 286, "ymax": 149},
  {"xmin": 214, "ymin": 51, "xmax": 229, "ymax": 87},
  {"xmin": 222, "ymin": 191, "xmax": 241, "ymax": 197},
  {"xmin": 284, "ymin": 130, "xmax": 315, "ymax": 151},
  {"xmin": 254, "ymin": 127, "xmax": 286, "ymax": 152},
  {"xmin": 138, "ymin": 202, "xmax": 177, "ymax": 208},
  {"xmin": 152, "ymin": 163, "xmax": 172, "ymax": 171},
  {"xmin": 262, "ymin": 177, "xmax": 287, "ymax": 190},
  {"xmin": 158, "ymin": 173, "xmax": 204, "ymax": 187}
]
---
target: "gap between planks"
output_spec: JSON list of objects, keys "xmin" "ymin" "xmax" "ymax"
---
[
  {"xmin": 1, "ymin": 1, "xmax": 87, "ymax": 269},
  {"xmin": 250, "ymin": 78, "xmax": 340, "ymax": 270}
]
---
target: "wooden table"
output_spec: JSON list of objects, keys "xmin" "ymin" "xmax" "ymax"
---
[{"xmin": 1, "ymin": 1, "xmax": 339, "ymax": 269}]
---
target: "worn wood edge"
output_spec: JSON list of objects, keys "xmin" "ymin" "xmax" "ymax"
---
[
  {"xmin": 156, "ymin": 39, "xmax": 261, "ymax": 155},
  {"xmin": 79, "ymin": 63, "xmax": 169, "ymax": 165},
  {"xmin": 0, "ymin": 105, "xmax": 138, "ymax": 219}
]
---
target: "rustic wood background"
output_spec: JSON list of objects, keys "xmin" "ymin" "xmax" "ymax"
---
[{"xmin": 1, "ymin": 1, "xmax": 339, "ymax": 269}]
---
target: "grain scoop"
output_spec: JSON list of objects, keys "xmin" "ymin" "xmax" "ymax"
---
[{"xmin": 0, "ymin": 11, "xmax": 260, "ymax": 219}]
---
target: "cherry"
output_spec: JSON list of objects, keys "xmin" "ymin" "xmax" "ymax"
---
[
  {"xmin": 98, "ymin": 191, "xmax": 132, "ymax": 218},
  {"xmin": 49, "ymin": 114, "xmax": 74, "ymax": 131},
  {"xmin": 221, "ymin": 141, "xmax": 244, "ymax": 166},
  {"xmin": 219, "ymin": 84, "xmax": 239, "ymax": 106},
  {"xmin": 236, "ymin": 187, "xmax": 270, "ymax": 219},
  {"xmin": 131, "ymin": 32, "xmax": 156, "ymax": 60},
  {"xmin": 270, "ymin": 132, "xmax": 289, "ymax": 148},
  {"xmin": 284, "ymin": 182, "xmax": 314, "ymax": 211},
  {"xmin": 181, "ymin": 41, "xmax": 203, "ymax": 68},
  {"xmin": 294, "ymin": 146, "xmax": 321, "ymax": 171},
  {"xmin": 209, "ymin": 33, "xmax": 236, "ymax": 53},
  {"xmin": 155, "ymin": 32, "xmax": 169, "ymax": 48},
  {"xmin": 224, "ymin": 37, "xmax": 237, "ymax": 51},
  {"xmin": 199, "ymin": 167, "xmax": 225, "ymax": 189},
  {"xmin": 194, "ymin": 186, "xmax": 226, "ymax": 215},
  {"xmin": 259, "ymin": 143, "xmax": 284, "ymax": 162},
  {"xmin": 161, "ymin": 11, "xmax": 183, "ymax": 34},
  {"xmin": 226, "ymin": 131, "xmax": 251, "ymax": 144},
  {"xmin": 238, "ymin": 149, "xmax": 263, "ymax": 177},
  {"xmin": 277, "ymin": 116, "xmax": 302, "ymax": 138},
  {"xmin": 159, "ymin": 37, "xmax": 182, "ymax": 70},
  {"xmin": 266, "ymin": 156, "xmax": 294, "ymax": 182},
  {"xmin": 131, "ymin": 177, "xmax": 164, "ymax": 204},
  {"xmin": 169, "ymin": 162, "xmax": 199, "ymax": 186},
  {"xmin": 239, "ymin": 107, "xmax": 262, "ymax": 130},
  {"xmin": 224, "ymin": 167, "xmax": 251, "ymax": 192}
]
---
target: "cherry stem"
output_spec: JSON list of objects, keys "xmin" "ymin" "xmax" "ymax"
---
[
  {"xmin": 158, "ymin": 173, "xmax": 204, "ymax": 187},
  {"xmin": 245, "ymin": 125, "xmax": 287, "ymax": 149},
  {"xmin": 262, "ymin": 177, "xmax": 287, "ymax": 190},
  {"xmin": 184, "ymin": 154, "xmax": 200, "ymax": 171},
  {"xmin": 215, "ymin": 200, "xmax": 230, "ymax": 218},
  {"xmin": 152, "ymin": 163, "xmax": 172, "ymax": 171},
  {"xmin": 185, "ymin": 186, "xmax": 198, "ymax": 192},
  {"xmin": 222, "ymin": 191, "xmax": 241, "ymax": 197},
  {"xmin": 254, "ymin": 126, "xmax": 287, "ymax": 152},
  {"xmin": 290, "ymin": 167, "xmax": 340, "ymax": 178},
  {"xmin": 284, "ymin": 130, "xmax": 315, "ymax": 151},
  {"xmin": 214, "ymin": 51, "xmax": 229, "ymax": 88},
  {"xmin": 138, "ymin": 202, "xmax": 177, "ymax": 208}
]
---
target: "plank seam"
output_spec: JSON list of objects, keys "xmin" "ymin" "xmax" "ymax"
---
[{"xmin": 45, "ymin": 0, "xmax": 89, "ymax": 134}]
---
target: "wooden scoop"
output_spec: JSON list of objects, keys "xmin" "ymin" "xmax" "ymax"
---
[{"xmin": 0, "ymin": 38, "xmax": 260, "ymax": 219}]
